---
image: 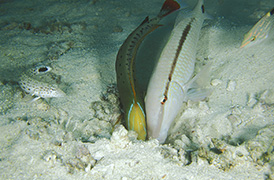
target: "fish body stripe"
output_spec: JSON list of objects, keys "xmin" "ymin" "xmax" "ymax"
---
[
  {"xmin": 127, "ymin": 18, "xmax": 160, "ymax": 100},
  {"xmin": 116, "ymin": 17, "xmax": 161, "ymax": 101},
  {"xmin": 163, "ymin": 18, "xmax": 195, "ymax": 103}
]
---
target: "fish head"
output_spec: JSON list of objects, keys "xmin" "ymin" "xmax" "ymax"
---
[
  {"xmin": 145, "ymin": 81, "xmax": 184, "ymax": 143},
  {"xmin": 240, "ymin": 33, "xmax": 265, "ymax": 48},
  {"xmin": 240, "ymin": 23, "xmax": 270, "ymax": 48},
  {"xmin": 127, "ymin": 101, "xmax": 147, "ymax": 140}
]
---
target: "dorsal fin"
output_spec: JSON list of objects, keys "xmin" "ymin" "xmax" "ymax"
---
[
  {"xmin": 158, "ymin": 0, "xmax": 181, "ymax": 18},
  {"xmin": 140, "ymin": 16, "xmax": 149, "ymax": 26}
]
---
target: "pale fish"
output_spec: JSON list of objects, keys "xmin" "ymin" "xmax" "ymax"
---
[
  {"xmin": 145, "ymin": 0, "xmax": 208, "ymax": 143},
  {"xmin": 19, "ymin": 67, "xmax": 65, "ymax": 101},
  {"xmin": 240, "ymin": 8, "xmax": 274, "ymax": 48},
  {"xmin": 115, "ymin": 0, "xmax": 182, "ymax": 140}
]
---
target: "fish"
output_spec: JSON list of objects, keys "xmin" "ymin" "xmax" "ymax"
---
[
  {"xmin": 115, "ymin": 0, "xmax": 182, "ymax": 140},
  {"xmin": 240, "ymin": 8, "xmax": 274, "ymax": 48},
  {"xmin": 135, "ymin": 8, "xmax": 182, "ymax": 98},
  {"xmin": 145, "ymin": 0, "xmax": 208, "ymax": 143},
  {"xmin": 19, "ymin": 67, "xmax": 65, "ymax": 101}
]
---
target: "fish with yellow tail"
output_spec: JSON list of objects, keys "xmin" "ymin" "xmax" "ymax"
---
[
  {"xmin": 145, "ymin": 0, "xmax": 209, "ymax": 143},
  {"xmin": 115, "ymin": 0, "xmax": 182, "ymax": 140},
  {"xmin": 240, "ymin": 8, "xmax": 274, "ymax": 48}
]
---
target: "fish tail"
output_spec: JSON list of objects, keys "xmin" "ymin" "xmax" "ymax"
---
[
  {"xmin": 193, "ymin": 0, "xmax": 205, "ymax": 14},
  {"xmin": 193, "ymin": 0, "xmax": 212, "ymax": 20},
  {"xmin": 158, "ymin": 0, "xmax": 183, "ymax": 18}
]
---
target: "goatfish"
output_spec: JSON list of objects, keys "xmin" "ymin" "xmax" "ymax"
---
[
  {"xmin": 145, "ymin": 0, "xmax": 208, "ymax": 143},
  {"xmin": 115, "ymin": 0, "xmax": 182, "ymax": 140},
  {"xmin": 240, "ymin": 7, "xmax": 274, "ymax": 48}
]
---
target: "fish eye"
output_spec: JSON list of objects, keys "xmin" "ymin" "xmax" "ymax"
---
[
  {"xmin": 251, "ymin": 36, "xmax": 256, "ymax": 42},
  {"xmin": 161, "ymin": 95, "xmax": 167, "ymax": 105},
  {"xmin": 38, "ymin": 67, "xmax": 49, "ymax": 72}
]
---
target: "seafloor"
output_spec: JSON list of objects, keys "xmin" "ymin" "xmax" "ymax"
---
[{"xmin": 0, "ymin": 0, "xmax": 274, "ymax": 179}]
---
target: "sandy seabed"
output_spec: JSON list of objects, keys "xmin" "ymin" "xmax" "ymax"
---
[{"xmin": 0, "ymin": 0, "xmax": 274, "ymax": 179}]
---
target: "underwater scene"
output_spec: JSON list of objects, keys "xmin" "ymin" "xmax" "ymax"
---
[{"xmin": 0, "ymin": 0, "xmax": 274, "ymax": 179}]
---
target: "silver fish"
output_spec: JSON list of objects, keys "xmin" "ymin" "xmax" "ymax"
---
[{"xmin": 145, "ymin": 0, "xmax": 207, "ymax": 143}]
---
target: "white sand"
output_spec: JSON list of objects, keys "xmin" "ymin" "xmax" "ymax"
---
[{"xmin": 0, "ymin": 0, "xmax": 274, "ymax": 179}]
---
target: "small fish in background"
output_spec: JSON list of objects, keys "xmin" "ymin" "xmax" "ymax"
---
[
  {"xmin": 240, "ymin": 8, "xmax": 274, "ymax": 48},
  {"xmin": 19, "ymin": 65, "xmax": 65, "ymax": 101},
  {"xmin": 145, "ymin": 0, "xmax": 210, "ymax": 144},
  {"xmin": 115, "ymin": 0, "xmax": 183, "ymax": 140}
]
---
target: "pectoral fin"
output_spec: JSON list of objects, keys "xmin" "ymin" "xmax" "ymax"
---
[{"xmin": 186, "ymin": 63, "xmax": 212, "ymax": 101}]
